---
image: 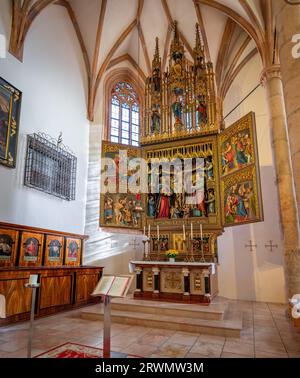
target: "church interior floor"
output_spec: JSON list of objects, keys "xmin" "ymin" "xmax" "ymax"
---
[{"xmin": 0, "ymin": 300, "xmax": 299, "ymax": 358}]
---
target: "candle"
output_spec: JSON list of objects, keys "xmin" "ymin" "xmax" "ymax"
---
[
  {"xmin": 200, "ymin": 223, "xmax": 203, "ymax": 240},
  {"xmin": 148, "ymin": 224, "xmax": 151, "ymax": 238},
  {"xmin": 157, "ymin": 225, "xmax": 160, "ymax": 240},
  {"xmin": 191, "ymin": 223, "xmax": 193, "ymax": 240},
  {"xmin": 183, "ymin": 224, "xmax": 186, "ymax": 241}
]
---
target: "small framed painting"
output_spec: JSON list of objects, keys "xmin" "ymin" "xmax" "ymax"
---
[
  {"xmin": 44, "ymin": 235, "xmax": 64, "ymax": 266},
  {"xmin": 0, "ymin": 77, "xmax": 22, "ymax": 168},
  {"xmin": 0, "ymin": 228, "xmax": 19, "ymax": 267},
  {"xmin": 19, "ymin": 231, "xmax": 44, "ymax": 267},
  {"xmin": 64, "ymin": 238, "xmax": 82, "ymax": 266}
]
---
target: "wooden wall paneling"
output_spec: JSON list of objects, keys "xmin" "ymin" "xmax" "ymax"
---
[
  {"xmin": 0, "ymin": 266, "xmax": 103, "ymax": 325},
  {"xmin": 0, "ymin": 277, "xmax": 32, "ymax": 316},
  {"xmin": 39, "ymin": 274, "xmax": 73, "ymax": 309},
  {"xmin": 75, "ymin": 270, "xmax": 101, "ymax": 304}
]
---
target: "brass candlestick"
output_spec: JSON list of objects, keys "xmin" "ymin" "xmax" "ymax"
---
[
  {"xmin": 189, "ymin": 236, "xmax": 195, "ymax": 262},
  {"xmin": 142, "ymin": 239, "xmax": 147, "ymax": 261},
  {"xmin": 157, "ymin": 238, "xmax": 161, "ymax": 261},
  {"xmin": 145, "ymin": 238, "xmax": 151, "ymax": 261},
  {"xmin": 183, "ymin": 239, "xmax": 189, "ymax": 262},
  {"xmin": 200, "ymin": 236, "xmax": 206, "ymax": 263},
  {"xmin": 142, "ymin": 237, "xmax": 151, "ymax": 261}
]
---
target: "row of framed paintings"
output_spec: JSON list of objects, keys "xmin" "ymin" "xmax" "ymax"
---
[{"xmin": 0, "ymin": 228, "xmax": 82, "ymax": 268}]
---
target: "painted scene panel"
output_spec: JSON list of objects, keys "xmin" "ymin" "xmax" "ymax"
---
[
  {"xmin": 222, "ymin": 167, "xmax": 263, "ymax": 226},
  {"xmin": 219, "ymin": 112, "xmax": 256, "ymax": 177},
  {"xmin": 65, "ymin": 238, "xmax": 82, "ymax": 266},
  {"xmin": 44, "ymin": 235, "xmax": 64, "ymax": 266},
  {"xmin": 0, "ymin": 77, "xmax": 22, "ymax": 168},
  {"xmin": 0, "ymin": 229, "xmax": 18, "ymax": 267},
  {"xmin": 100, "ymin": 141, "xmax": 143, "ymax": 229}
]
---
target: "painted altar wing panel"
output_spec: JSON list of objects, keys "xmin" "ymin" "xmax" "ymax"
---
[
  {"xmin": 100, "ymin": 141, "xmax": 143, "ymax": 229},
  {"xmin": 218, "ymin": 112, "xmax": 264, "ymax": 227},
  {"xmin": 0, "ymin": 77, "xmax": 22, "ymax": 168}
]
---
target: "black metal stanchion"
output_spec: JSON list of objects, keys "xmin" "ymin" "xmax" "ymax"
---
[
  {"xmin": 24, "ymin": 282, "xmax": 40, "ymax": 358},
  {"xmin": 102, "ymin": 295, "xmax": 111, "ymax": 358}
]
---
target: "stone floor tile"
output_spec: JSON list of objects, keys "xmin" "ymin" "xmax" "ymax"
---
[
  {"xmin": 123, "ymin": 343, "xmax": 159, "ymax": 357},
  {"xmin": 255, "ymin": 340, "xmax": 287, "ymax": 354},
  {"xmin": 156, "ymin": 342, "xmax": 191, "ymax": 358},
  {"xmin": 111, "ymin": 334, "xmax": 139, "ymax": 348},
  {"xmin": 133, "ymin": 333, "xmax": 169, "ymax": 347},
  {"xmin": 168, "ymin": 332, "xmax": 198, "ymax": 346},
  {"xmin": 221, "ymin": 352, "xmax": 253, "ymax": 358},
  {"xmin": 189, "ymin": 341, "xmax": 223, "ymax": 357},
  {"xmin": 255, "ymin": 350, "xmax": 288, "ymax": 358},
  {"xmin": 223, "ymin": 339, "xmax": 254, "ymax": 357}
]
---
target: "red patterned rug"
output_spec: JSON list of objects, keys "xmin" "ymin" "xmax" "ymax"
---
[{"xmin": 35, "ymin": 343, "xmax": 141, "ymax": 358}]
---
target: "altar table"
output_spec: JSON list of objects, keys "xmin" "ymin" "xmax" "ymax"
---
[{"xmin": 129, "ymin": 261, "xmax": 218, "ymax": 304}]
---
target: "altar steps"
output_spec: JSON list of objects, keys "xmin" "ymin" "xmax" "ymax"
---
[
  {"xmin": 110, "ymin": 296, "xmax": 226, "ymax": 320},
  {"xmin": 80, "ymin": 297, "xmax": 243, "ymax": 338}
]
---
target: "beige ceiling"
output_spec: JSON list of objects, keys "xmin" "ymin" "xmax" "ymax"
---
[
  {"xmin": 69, "ymin": 0, "xmax": 259, "ymax": 77},
  {"xmin": 9, "ymin": 0, "xmax": 275, "ymax": 120}
]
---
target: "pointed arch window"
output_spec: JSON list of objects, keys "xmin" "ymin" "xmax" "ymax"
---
[{"xmin": 109, "ymin": 82, "xmax": 140, "ymax": 146}]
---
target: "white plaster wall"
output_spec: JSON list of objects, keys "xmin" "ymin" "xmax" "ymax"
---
[
  {"xmin": 0, "ymin": 2, "xmax": 89, "ymax": 234},
  {"xmin": 219, "ymin": 54, "xmax": 286, "ymax": 303},
  {"xmin": 84, "ymin": 61, "xmax": 144, "ymax": 271}
]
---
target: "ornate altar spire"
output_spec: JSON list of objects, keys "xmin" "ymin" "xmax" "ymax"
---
[
  {"xmin": 170, "ymin": 21, "xmax": 184, "ymax": 59},
  {"xmin": 193, "ymin": 23, "xmax": 205, "ymax": 63},
  {"xmin": 152, "ymin": 37, "xmax": 161, "ymax": 71},
  {"xmin": 143, "ymin": 21, "xmax": 218, "ymax": 144}
]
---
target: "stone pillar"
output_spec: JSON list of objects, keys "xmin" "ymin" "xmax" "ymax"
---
[
  {"xmin": 261, "ymin": 65, "xmax": 300, "ymax": 298},
  {"xmin": 152, "ymin": 267, "xmax": 160, "ymax": 294},
  {"xmin": 202, "ymin": 269, "xmax": 211, "ymax": 304},
  {"xmin": 274, "ymin": 1, "xmax": 300, "ymax": 223},
  {"xmin": 135, "ymin": 267, "xmax": 143, "ymax": 293},
  {"xmin": 182, "ymin": 268, "xmax": 190, "ymax": 296},
  {"xmin": 203, "ymin": 269, "xmax": 210, "ymax": 295}
]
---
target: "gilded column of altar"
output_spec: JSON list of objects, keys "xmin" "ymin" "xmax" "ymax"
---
[
  {"xmin": 145, "ymin": 82, "xmax": 149, "ymax": 136},
  {"xmin": 209, "ymin": 64, "xmax": 216, "ymax": 127},
  {"xmin": 144, "ymin": 83, "xmax": 148, "ymax": 137},
  {"xmin": 261, "ymin": 65, "xmax": 300, "ymax": 298},
  {"xmin": 165, "ymin": 76, "xmax": 169, "ymax": 134},
  {"xmin": 274, "ymin": 0, "xmax": 300, "ymax": 222},
  {"xmin": 191, "ymin": 69, "xmax": 196, "ymax": 130},
  {"xmin": 162, "ymin": 77, "xmax": 166, "ymax": 134},
  {"xmin": 168, "ymin": 78, "xmax": 172, "ymax": 135}
]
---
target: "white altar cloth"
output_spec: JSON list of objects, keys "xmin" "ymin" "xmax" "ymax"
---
[{"xmin": 129, "ymin": 261, "xmax": 216, "ymax": 275}]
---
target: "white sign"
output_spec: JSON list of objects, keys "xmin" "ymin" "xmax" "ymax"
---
[
  {"xmin": 292, "ymin": 34, "xmax": 300, "ymax": 59},
  {"xmin": 29, "ymin": 274, "xmax": 38, "ymax": 285},
  {"xmin": 0, "ymin": 34, "xmax": 6, "ymax": 59}
]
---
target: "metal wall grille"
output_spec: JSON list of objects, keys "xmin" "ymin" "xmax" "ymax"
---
[{"xmin": 24, "ymin": 133, "xmax": 77, "ymax": 201}]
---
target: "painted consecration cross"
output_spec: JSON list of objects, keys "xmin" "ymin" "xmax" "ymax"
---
[
  {"xmin": 265, "ymin": 240, "xmax": 278, "ymax": 252},
  {"xmin": 245, "ymin": 240, "xmax": 257, "ymax": 252},
  {"xmin": 129, "ymin": 238, "xmax": 140, "ymax": 251}
]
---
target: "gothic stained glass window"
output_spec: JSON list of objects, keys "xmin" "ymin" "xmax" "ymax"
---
[{"xmin": 109, "ymin": 82, "xmax": 140, "ymax": 146}]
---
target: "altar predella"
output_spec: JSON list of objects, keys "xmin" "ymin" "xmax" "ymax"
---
[{"xmin": 100, "ymin": 22, "xmax": 263, "ymax": 303}]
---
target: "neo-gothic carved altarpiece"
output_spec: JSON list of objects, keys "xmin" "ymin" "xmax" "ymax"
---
[{"xmin": 100, "ymin": 22, "xmax": 263, "ymax": 304}]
